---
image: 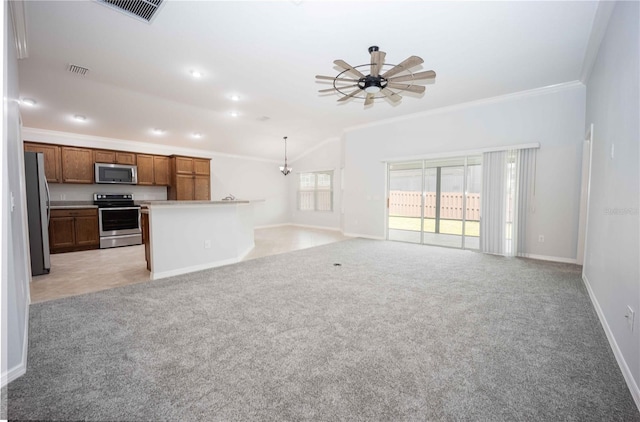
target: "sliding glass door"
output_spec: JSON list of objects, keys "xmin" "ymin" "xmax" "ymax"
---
[
  {"xmin": 388, "ymin": 162, "xmax": 423, "ymax": 244},
  {"xmin": 387, "ymin": 156, "xmax": 481, "ymax": 250}
]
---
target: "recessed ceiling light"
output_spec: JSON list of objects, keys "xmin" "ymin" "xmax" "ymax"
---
[
  {"xmin": 190, "ymin": 70, "xmax": 202, "ymax": 78},
  {"xmin": 152, "ymin": 128, "xmax": 165, "ymax": 135},
  {"xmin": 21, "ymin": 98, "xmax": 37, "ymax": 106},
  {"xmin": 230, "ymin": 111, "xmax": 239, "ymax": 118},
  {"xmin": 230, "ymin": 94, "xmax": 240, "ymax": 102},
  {"xmin": 73, "ymin": 114, "xmax": 86, "ymax": 122},
  {"xmin": 192, "ymin": 132, "xmax": 202, "ymax": 139}
]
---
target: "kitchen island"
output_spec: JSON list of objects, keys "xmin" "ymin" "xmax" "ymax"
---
[{"xmin": 140, "ymin": 200, "xmax": 254, "ymax": 280}]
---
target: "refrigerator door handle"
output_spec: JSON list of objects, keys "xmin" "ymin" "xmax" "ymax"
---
[{"xmin": 44, "ymin": 178, "xmax": 51, "ymax": 224}]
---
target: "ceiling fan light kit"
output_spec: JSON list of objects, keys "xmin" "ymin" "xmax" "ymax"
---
[{"xmin": 316, "ymin": 46, "xmax": 436, "ymax": 107}]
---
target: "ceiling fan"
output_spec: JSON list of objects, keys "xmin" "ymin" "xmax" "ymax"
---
[{"xmin": 316, "ymin": 46, "xmax": 436, "ymax": 107}]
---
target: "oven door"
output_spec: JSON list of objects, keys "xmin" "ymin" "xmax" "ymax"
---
[{"xmin": 98, "ymin": 207, "xmax": 141, "ymax": 236}]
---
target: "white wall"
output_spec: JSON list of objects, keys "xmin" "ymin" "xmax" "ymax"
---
[
  {"xmin": 343, "ymin": 84, "xmax": 586, "ymax": 260},
  {"xmin": 21, "ymin": 128, "xmax": 289, "ymax": 227},
  {"xmin": 2, "ymin": 2, "xmax": 31, "ymax": 386},
  {"xmin": 583, "ymin": 1, "xmax": 639, "ymax": 405},
  {"xmin": 289, "ymin": 138, "xmax": 342, "ymax": 230},
  {"xmin": 210, "ymin": 155, "xmax": 289, "ymax": 227}
]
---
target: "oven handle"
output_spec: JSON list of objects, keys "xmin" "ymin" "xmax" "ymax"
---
[{"xmin": 98, "ymin": 206, "xmax": 141, "ymax": 211}]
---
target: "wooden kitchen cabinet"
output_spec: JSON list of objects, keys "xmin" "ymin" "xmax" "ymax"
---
[
  {"xmin": 94, "ymin": 150, "xmax": 136, "ymax": 165},
  {"xmin": 61, "ymin": 147, "xmax": 94, "ymax": 184},
  {"xmin": 154, "ymin": 156, "xmax": 170, "ymax": 185},
  {"xmin": 194, "ymin": 175, "xmax": 210, "ymax": 200},
  {"xmin": 23, "ymin": 142, "xmax": 62, "ymax": 183},
  {"xmin": 168, "ymin": 156, "xmax": 211, "ymax": 200},
  {"xmin": 137, "ymin": 154, "xmax": 170, "ymax": 186},
  {"xmin": 49, "ymin": 208, "xmax": 99, "ymax": 253}
]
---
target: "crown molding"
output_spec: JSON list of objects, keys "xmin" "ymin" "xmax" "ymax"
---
[
  {"xmin": 21, "ymin": 127, "xmax": 280, "ymax": 164},
  {"xmin": 343, "ymin": 80, "xmax": 585, "ymax": 134},
  {"xmin": 9, "ymin": 0, "xmax": 28, "ymax": 59},
  {"xmin": 580, "ymin": 1, "xmax": 616, "ymax": 83}
]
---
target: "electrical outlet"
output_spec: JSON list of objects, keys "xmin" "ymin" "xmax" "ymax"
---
[
  {"xmin": 625, "ymin": 306, "xmax": 635, "ymax": 332},
  {"xmin": 538, "ymin": 235, "xmax": 544, "ymax": 243},
  {"xmin": 60, "ymin": 193, "xmax": 66, "ymax": 200},
  {"xmin": 204, "ymin": 240, "xmax": 211, "ymax": 249}
]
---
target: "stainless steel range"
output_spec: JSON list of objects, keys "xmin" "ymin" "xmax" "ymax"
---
[{"xmin": 94, "ymin": 193, "xmax": 142, "ymax": 249}]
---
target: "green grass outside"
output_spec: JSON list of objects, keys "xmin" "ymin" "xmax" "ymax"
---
[{"xmin": 389, "ymin": 216, "xmax": 479, "ymax": 237}]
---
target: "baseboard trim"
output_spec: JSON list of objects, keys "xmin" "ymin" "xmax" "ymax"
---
[
  {"xmin": 1, "ymin": 303, "xmax": 29, "ymax": 388},
  {"xmin": 342, "ymin": 232, "xmax": 385, "ymax": 240},
  {"xmin": 290, "ymin": 223, "xmax": 342, "ymax": 232},
  {"xmin": 1, "ymin": 362, "xmax": 27, "ymax": 388},
  {"xmin": 518, "ymin": 253, "xmax": 577, "ymax": 264},
  {"xmin": 254, "ymin": 223, "xmax": 290, "ymax": 230},
  {"xmin": 151, "ymin": 257, "xmax": 240, "ymax": 280},
  {"xmin": 582, "ymin": 273, "xmax": 640, "ymax": 411}
]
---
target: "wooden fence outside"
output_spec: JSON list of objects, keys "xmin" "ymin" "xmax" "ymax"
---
[{"xmin": 389, "ymin": 191, "xmax": 481, "ymax": 220}]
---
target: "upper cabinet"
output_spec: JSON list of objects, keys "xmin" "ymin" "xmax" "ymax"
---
[
  {"xmin": 137, "ymin": 154, "xmax": 170, "ymax": 186},
  {"xmin": 94, "ymin": 150, "xmax": 136, "ymax": 165},
  {"xmin": 24, "ymin": 142, "xmax": 62, "ymax": 183},
  {"xmin": 22, "ymin": 142, "xmax": 204, "ymax": 194},
  {"xmin": 61, "ymin": 147, "xmax": 94, "ymax": 184},
  {"xmin": 168, "ymin": 156, "xmax": 211, "ymax": 200}
]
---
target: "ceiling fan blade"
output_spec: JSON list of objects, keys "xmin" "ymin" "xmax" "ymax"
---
[
  {"xmin": 386, "ymin": 83, "xmax": 426, "ymax": 94},
  {"xmin": 334, "ymin": 60, "xmax": 366, "ymax": 79},
  {"xmin": 381, "ymin": 88, "xmax": 402, "ymax": 103},
  {"xmin": 316, "ymin": 75, "xmax": 361, "ymax": 83},
  {"xmin": 364, "ymin": 93, "xmax": 375, "ymax": 106},
  {"xmin": 370, "ymin": 51, "xmax": 386, "ymax": 77},
  {"xmin": 388, "ymin": 70, "xmax": 436, "ymax": 83},
  {"xmin": 318, "ymin": 84, "xmax": 358, "ymax": 93},
  {"xmin": 337, "ymin": 88, "xmax": 362, "ymax": 102},
  {"xmin": 381, "ymin": 56, "xmax": 424, "ymax": 79}
]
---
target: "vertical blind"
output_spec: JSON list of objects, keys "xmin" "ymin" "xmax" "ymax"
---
[{"xmin": 480, "ymin": 147, "xmax": 537, "ymax": 256}]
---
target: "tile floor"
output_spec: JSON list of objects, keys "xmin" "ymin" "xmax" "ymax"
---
[{"xmin": 30, "ymin": 225, "xmax": 351, "ymax": 304}]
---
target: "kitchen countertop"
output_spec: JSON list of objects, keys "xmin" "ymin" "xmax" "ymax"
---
[
  {"xmin": 139, "ymin": 200, "xmax": 251, "ymax": 207},
  {"xmin": 49, "ymin": 201, "xmax": 97, "ymax": 209}
]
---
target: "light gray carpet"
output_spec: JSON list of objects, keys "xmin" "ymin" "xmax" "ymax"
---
[{"xmin": 4, "ymin": 239, "xmax": 639, "ymax": 421}]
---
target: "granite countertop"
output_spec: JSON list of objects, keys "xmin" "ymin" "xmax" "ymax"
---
[{"xmin": 49, "ymin": 201, "xmax": 97, "ymax": 209}]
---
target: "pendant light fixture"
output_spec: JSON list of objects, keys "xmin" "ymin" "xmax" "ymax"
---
[{"xmin": 280, "ymin": 136, "xmax": 292, "ymax": 176}]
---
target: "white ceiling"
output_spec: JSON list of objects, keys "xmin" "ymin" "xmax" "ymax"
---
[{"xmin": 17, "ymin": 1, "xmax": 598, "ymax": 161}]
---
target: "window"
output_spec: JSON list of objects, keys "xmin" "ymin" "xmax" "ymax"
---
[{"xmin": 298, "ymin": 171, "xmax": 333, "ymax": 211}]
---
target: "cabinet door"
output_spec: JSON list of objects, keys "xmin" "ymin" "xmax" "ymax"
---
[
  {"xmin": 154, "ymin": 156, "xmax": 170, "ymax": 186},
  {"xmin": 175, "ymin": 157, "xmax": 194, "ymax": 174},
  {"xmin": 49, "ymin": 217, "xmax": 76, "ymax": 249},
  {"xmin": 194, "ymin": 175, "xmax": 210, "ymax": 200},
  {"xmin": 94, "ymin": 150, "xmax": 116, "ymax": 164},
  {"xmin": 24, "ymin": 142, "xmax": 61, "ymax": 183},
  {"xmin": 193, "ymin": 158, "xmax": 210, "ymax": 175},
  {"xmin": 176, "ymin": 174, "xmax": 195, "ymax": 200},
  {"xmin": 75, "ymin": 215, "xmax": 100, "ymax": 246},
  {"xmin": 136, "ymin": 154, "xmax": 155, "ymax": 185},
  {"xmin": 116, "ymin": 152, "xmax": 136, "ymax": 165},
  {"xmin": 61, "ymin": 147, "xmax": 94, "ymax": 183}
]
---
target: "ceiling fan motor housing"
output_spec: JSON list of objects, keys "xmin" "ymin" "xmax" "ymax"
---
[{"xmin": 359, "ymin": 74, "xmax": 387, "ymax": 93}]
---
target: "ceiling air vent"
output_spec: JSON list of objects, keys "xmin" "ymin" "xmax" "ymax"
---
[
  {"xmin": 97, "ymin": 0, "xmax": 164, "ymax": 23},
  {"xmin": 68, "ymin": 64, "xmax": 90, "ymax": 76}
]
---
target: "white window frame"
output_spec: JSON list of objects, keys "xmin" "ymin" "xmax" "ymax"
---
[{"xmin": 298, "ymin": 170, "xmax": 334, "ymax": 212}]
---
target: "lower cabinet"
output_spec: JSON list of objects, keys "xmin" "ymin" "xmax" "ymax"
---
[{"xmin": 49, "ymin": 208, "xmax": 100, "ymax": 253}]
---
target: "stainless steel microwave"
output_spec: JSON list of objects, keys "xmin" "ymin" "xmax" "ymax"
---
[{"xmin": 95, "ymin": 163, "xmax": 138, "ymax": 184}]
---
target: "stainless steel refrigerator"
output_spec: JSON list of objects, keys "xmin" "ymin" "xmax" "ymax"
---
[{"xmin": 24, "ymin": 151, "xmax": 51, "ymax": 275}]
